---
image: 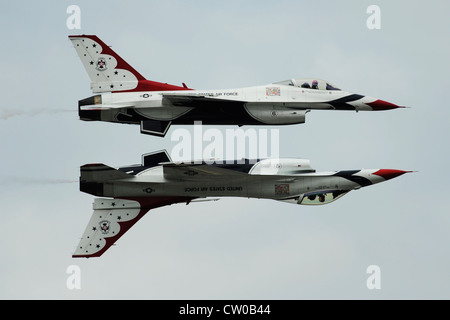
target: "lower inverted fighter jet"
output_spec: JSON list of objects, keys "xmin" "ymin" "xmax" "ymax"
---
[
  {"xmin": 69, "ymin": 35, "xmax": 404, "ymax": 137},
  {"xmin": 73, "ymin": 150, "xmax": 410, "ymax": 258}
]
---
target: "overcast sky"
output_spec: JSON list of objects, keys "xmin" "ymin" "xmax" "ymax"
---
[{"xmin": 0, "ymin": 0, "xmax": 449, "ymax": 299}]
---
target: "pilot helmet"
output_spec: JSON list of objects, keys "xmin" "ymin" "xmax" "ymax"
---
[{"xmin": 312, "ymin": 80, "xmax": 319, "ymax": 88}]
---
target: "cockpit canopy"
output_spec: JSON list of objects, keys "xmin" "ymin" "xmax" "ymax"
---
[{"xmin": 274, "ymin": 78, "xmax": 341, "ymax": 91}]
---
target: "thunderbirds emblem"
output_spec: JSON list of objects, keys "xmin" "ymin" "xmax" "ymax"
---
[
  {"xmin": 99, "ymin": 220, "xmax": 110, "ymax": 234},
  {"xmin": 96, "ymin": 57, "xmax": 107, "ymax": 71}
]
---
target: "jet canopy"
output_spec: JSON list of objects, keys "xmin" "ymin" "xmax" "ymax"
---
[{"xmin": 274, "ymin": 78, "xmax": 341, "ymax": 91}]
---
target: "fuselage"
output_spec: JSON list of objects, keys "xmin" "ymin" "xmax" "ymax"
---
[
  {"xmin": 79, "ymin": 80, "xmax": 397, "ymax": 128},
  {"xmin": 80, "ymin": 156, "xmax": 408, "ymax": 206},
  {"xmin": 97, "ymin": 168, "xmax": 359, "ymax": 199}
]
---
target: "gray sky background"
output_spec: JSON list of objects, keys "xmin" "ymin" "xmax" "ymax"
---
[{"xmin": 0, "ymin": 0, "xmax": 449, "ymax": 299}]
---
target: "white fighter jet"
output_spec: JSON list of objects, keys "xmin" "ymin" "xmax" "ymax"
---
[
  {"xmin": 69, "ymin": 35, "xmax": 404, "ymax": 137},
  {"xmin": 73, "ymin": 150, "xmax": 410, "ymax": 258}
]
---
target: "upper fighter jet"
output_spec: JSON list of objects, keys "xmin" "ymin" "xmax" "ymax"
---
[
  {"xmin": 69, "ymin": 35, "xmax": 404, "ymax": 137},
  {"xmin": 73, "ymin": 150, "xmax": 410, "ymax": 258}
]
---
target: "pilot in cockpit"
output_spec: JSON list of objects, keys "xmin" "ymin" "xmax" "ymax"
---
[{"xmin": 301, "ymin": 80, "xmax": 319, "ymax": 89}]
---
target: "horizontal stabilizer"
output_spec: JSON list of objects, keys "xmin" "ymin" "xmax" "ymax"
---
[{"xmin": 81, "ymin": 164, "xmax": 131, "ymax": 181}]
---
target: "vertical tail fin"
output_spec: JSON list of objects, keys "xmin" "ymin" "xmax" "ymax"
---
[
  {"xmin": 69, "ymin": 35, "xmax": 192, "ymax": 93},
  {"xmin": 73, "ymin": 196, "xmax": 196, "ymax": 258},
  {"xmin": 69, "ymin": 35, "xmax": 145, "ymax": 93}
]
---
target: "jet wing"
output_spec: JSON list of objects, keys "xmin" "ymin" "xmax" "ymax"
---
[
  {"xmin": 163, "ymin": 162, "xmax": 248, "ymax": 181},
  {"xmin": 72, "ymin": 196, "xmax": 194, "ymax": 258},
  {"xmin": 163, "ymin": 94, "xmax": 315, "ymax": 110},
  {"xmin": 162, "ymin": 94, "xmax": 245, "ymax": 108}
]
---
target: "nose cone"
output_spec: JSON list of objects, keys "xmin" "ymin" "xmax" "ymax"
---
[
  {"xmin": 366, "ymin": 99, "xmax": 405, "ymax": 111},
  {"xmin": 372, "ymin": 169, "xmax": 411, "ymax": 180}
]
